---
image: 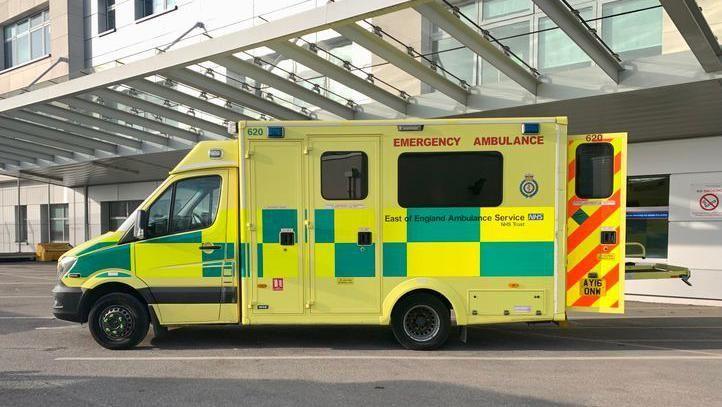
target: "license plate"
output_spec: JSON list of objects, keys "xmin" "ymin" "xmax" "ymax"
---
[{"xmin": 581, "ymin": 278, "xmax": 606, "ymax": 296}]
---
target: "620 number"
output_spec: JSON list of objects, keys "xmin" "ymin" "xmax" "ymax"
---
[{"xmin": 247, "ymin": 127, "xmax": 265, "ymax": 136}]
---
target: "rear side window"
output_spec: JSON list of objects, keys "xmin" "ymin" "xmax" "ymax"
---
[
  {"xmin": 576, "ymin": 143, "xmax": 614, "ymax": 199},
  {"xmin": 321, "ymin": 151, "xmax": 368, "ymax": 200},
  {"xmin": 398, "ymin": 151, "xmax": 503, "ymax": 207}
]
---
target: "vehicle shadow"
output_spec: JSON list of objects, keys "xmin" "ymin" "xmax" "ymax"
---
[
  {"xmin": 0, "ymin": 371, "xmax": 578, "ymax": 406},
  {"xmin": 146, "ymin": 316, "xmax": 722, "ymax": 353}
]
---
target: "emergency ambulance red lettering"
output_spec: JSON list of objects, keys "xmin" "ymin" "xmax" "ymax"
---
[
  {"xmin": 393, "ymin": 137, "xmax": 461, "ymax": 147},
  {"xmin": 473, "ymin": 136, "xmax": 544, "ymax": 146}
]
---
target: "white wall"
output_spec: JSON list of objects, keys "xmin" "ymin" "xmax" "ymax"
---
[
  {"xmin": 628, "ymin": 136, "xmax": 722, "ymax": 305},
  {"xmin": 0, "ymin": 180, "xmax": 162, "ymax": 253}
]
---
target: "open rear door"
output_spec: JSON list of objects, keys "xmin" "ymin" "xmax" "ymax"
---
[{"xmin": 566, "ymin": 133, "xmax": 627, "ymax": 313}]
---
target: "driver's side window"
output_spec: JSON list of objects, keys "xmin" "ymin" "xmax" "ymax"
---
[{"xmin": 145, "ymin": 175, "xmax": 222, "ymax": 239}]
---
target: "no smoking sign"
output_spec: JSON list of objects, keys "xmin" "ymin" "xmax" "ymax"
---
[{"xmin": 700, "ymin": 193, "xmax": 719, "ymax": 211}]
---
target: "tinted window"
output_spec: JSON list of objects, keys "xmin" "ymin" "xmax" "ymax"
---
[
  {"xmin": 398, "ymin": 152, "xmax": 503, "ymax": 208},
  {"xmin": 576, "ymin": 143, "xmax": 614, "ymax": 199},
  {"xmin": 147, "ymin": 187, "xmax": 173, "ymax": 238},
  {"xmin": 170, "ymin": 176, "xmax": 222, "ymax": 233},
  {"xmin": 145, "ymin": 175, "xmax": 221, "ymax": 239},
  {"xmin": 321, "ymin": 151, "xmax": 368, "ymax": 200}
]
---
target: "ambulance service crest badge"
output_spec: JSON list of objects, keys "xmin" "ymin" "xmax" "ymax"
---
[{"xmin": 520, "ymin": 174, "xmax": 539, "ymax": 198}]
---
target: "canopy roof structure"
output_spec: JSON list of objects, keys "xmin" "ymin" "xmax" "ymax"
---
[{"xmin": 0, "ymin": 0, "xmax": 720, "ymax": 185}]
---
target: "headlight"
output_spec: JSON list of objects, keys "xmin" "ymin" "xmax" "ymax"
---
[{"xmin": 57, "ymin": 256, "xmax": 77, "ymax": 280}]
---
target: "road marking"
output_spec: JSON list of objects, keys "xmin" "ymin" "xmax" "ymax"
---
[
  {"xmin": 55, "ymin": 355, "xmax": 722, "ymax": 362},
  {"xmin": 487, "ymin": 327, "xmax": 722, "ymax": 357},
  {"xmin": 619, "ymin": 339, "xmax": 722, "ymax": 342},
  {"xmin": 0, "ymin": 282, "xmax": 54, "ymax": 285},
  {"xmin": 0, "ymin": 316, "xmax": 54, "ymax": 319},
  {"xmin": 0, "ymin": 295, "xmax": 49, "ymax": 299},
  {"xmin": 0, "ymin": 273, "xmax": 56, "ymax": 281},
  {"xmin": 36, "ymin": 325, "xmax": 79, "ymax": 330}
]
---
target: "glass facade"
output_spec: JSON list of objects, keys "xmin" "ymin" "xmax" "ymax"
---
[{"xmin": 419, "ymin": 0, "xmax": 664, "ymax": 90}]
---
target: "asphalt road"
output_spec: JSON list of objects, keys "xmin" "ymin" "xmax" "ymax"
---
[{"xmin": 1, "ymin": 262, "xmax": 722, "ymax": 406}]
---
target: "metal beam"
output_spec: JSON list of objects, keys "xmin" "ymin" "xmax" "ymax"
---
[
  {"xmin": 0, "ymin": 155, "xmax": 20, "ymax": 166},
  {"xmin": 67, "ymin": 97, "xmax": 200, "ymax": 143},
  {"xmin": 127, "ymin": 79, "xmax": 253, "ymax": 122},
  {"xmin": 530, "ymin": 0, "xmax": 623, "ymax": 82},
  {"xmin": 0, "ymin": 134, "xmax": 74, "ymax": 158},
  {"xmin": 0, "ymin": 116, "xmax": 110, "ymax": 154},
  {"xmin": 0, "ymin": 151, "xmax": 31, "ymax": 165},
  {"xmin": 415, "ymin": 1, "xmax": 540, "ymax": 92},
  {"xmin": 213, "ymin": 55, "xmax": 358, "ymax": 119},
  {"xmin": 91, "ymin": 88, "xmax": 227, "ymax": 137},
  {"xmin": 164, "ymin": 68, "xmax": 309, "ymax": 120},
  {"xmin": 335, "ymin": 23, "xmax": 468, "ymax": 104},
  {"xmin": 16, "ymin": 108, "xmax": 143, "ymax": 150},
  {"xmin": 269, "ymin": 40, "xmax": 408, "ymax": 113},
  {"xmin": 0, "ymin": 139, "xmax": 54, "ymax": 161},
  {"xmin": 0, "ymin": 0, "xmax": 422, "ymax": 113},
  {"xmin": 660, "ymin": 0, "xmax": 722, "ymax": 72}
]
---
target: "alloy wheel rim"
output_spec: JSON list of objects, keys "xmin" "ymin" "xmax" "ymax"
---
[{"xmin": 402, "ymin": 304, "xmax": 440, "ymax": 342}]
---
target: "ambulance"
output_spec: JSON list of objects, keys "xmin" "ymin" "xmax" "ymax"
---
[{"xmin": 52, "ymin": 118, "xmax": 689, "ymax": 350}]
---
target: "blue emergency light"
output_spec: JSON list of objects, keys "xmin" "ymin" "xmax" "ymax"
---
[
  {"xmin": 267, "ymin": 126, "xmax": 285, "ymax": 138},
  {"xmin": 522, "ymin": 123, "xmax": 540, "ymax": 135}
]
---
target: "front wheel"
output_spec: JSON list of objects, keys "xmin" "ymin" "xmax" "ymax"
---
[
  {"xmin": 391, "ymin": 293, "xmax": 450, "ymax": 350},
  {"xmin": 88, "ymin": 293, "xmax": 149, "ymax": 350}
]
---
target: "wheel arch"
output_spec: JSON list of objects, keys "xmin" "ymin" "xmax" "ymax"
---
[
  {"xmin": 381, "ymin": 278, "xmax": 468, "ymax": 326},
  {"xmin": 79, "ymin": 282, "xmax": 151, "ymax": 323}
]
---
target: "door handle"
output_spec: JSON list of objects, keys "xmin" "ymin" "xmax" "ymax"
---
[{"xmin": 199, "ymin": 244, "xmax": 222, "ymax": 251}]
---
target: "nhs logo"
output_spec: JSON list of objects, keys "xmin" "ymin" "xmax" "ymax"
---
[{"xmin": 528, "ymin": 213, "xmax": 544, "ymax": 221}]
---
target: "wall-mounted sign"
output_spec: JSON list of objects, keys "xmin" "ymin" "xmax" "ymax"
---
[{"xmin": 690, "ymin": 183, "xmax": 722, "ymax": 219}]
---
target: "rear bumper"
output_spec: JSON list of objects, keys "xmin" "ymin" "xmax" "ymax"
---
[{"xmin": 52, "ymin": 282, "xmax": 83, "ymax": 323}]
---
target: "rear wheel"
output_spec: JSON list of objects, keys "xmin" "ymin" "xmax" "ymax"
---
[
  {"xmin": 391, "ymin": 293, "xmax": 450, "ymax": 350},
  {"xmin": 88, "ymin": 293, "xmax": 149, "ymax": 350}
]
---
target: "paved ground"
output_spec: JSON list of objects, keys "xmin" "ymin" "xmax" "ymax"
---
[{"xmin": 1, "ymin": 262, "xmax": 721, "ymax": 406}]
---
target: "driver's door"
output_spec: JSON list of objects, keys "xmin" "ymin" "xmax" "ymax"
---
[{"xmin": 134, "ymin": 169, "xmax": 232, "ymax": 324}]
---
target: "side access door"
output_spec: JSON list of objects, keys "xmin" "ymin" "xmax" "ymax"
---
[
  {"xmin": 566, "ymin": 133, "xmax": 627, "ymax": 313},
  {"xmin": 247, "ymin": 140, "xmax": 305, "ymax": 315},
  {"xmin": 307, "ymin": 137, "xmax": 381, "ymax": 314},
  {"xmin": 134, "ymin": 169, "xmax": 236, "ymax": 324}
]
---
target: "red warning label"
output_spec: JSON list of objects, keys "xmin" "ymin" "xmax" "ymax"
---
[
  {"xmin": 272, "ymin": 278, "xmax": 284, "ymax": 291},
  {"xmin": 700, "ymin": 193, "xmax": 719, "ymax": 211}
]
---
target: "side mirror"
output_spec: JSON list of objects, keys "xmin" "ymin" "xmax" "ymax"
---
[{"xmin": 134, "ymin": 210, "xmax": 149, "ymax": 240}]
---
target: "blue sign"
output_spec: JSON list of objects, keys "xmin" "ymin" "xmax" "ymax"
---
[{"xmin": 626, "ymin": 211, "xmax": 668, "ymax": 219}]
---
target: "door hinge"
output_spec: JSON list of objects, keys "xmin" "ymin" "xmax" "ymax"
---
[
  {"xmin": 246, "ymin": 223, "xmax": 256, "ymax": 231},
  {"xmin": 303, "ymin": 146, "xmax": 312, "ymax": 155},
  {"xmin": 245, "ymin": 151, "xmax": 253, "ymax": 159},
  {"xmin": 304, "ymin": 219, "xmax": 313, "ymax": 230},
  {"xmin": 305, "ymin": 301, "xmax": 314, "ymax": 309}
]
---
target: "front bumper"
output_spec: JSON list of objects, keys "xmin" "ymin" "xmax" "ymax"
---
[{"xmin": 52, "ymin": 282, "xmax": 83, "ymax": 322}]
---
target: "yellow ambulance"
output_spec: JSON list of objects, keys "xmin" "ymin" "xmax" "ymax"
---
[{"xmin": 52, "ymin": 118, "xmax": 634, "ymax": 350}]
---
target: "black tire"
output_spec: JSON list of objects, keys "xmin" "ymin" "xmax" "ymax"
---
[
  {"xmin": 88, "ymin": 293, "xmax": 149, "ymax": 350},
  {"xmin": 391, "ymin": 293, "xmax": 450, "ymax": 350}
]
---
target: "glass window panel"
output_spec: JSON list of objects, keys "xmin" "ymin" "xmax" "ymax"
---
[
  {"xmin": 602, "ymin": 0, "xmax": 662, "ymax": 59},
  {"xmin": 16, "ymin": 34, "xmax": 29, "ymax": 64},
  {"xmin": 44, "ymin": 25, "xmax": 50, "ymax": 54},
  {"xmin": 30, "ymin": 14, "xmax": 43, "ymax": 29},
  {"xmin": 627, "ymin": 218, "xmax": 668, "ymax": 258},
  {"xmin": 538, "ymin": 8, "xmax": 592, "ymax": 71},
  {"xmin": 434, "ymin": 36, "xmax": 476, "ymax": 86},
  {"xmin": 30, "ymin": 29, "xmax": 43, "ymax": 59},
  {"xmin": 321, "ymin": 151, "xmax": 368, "ymax": 200},
  {"xmin": 482, "ymin": 0, "xmax": 531, "ymax": 20},
  {"xmin": 4, "ymin": 42, "xmax": 13, "ymax": 68},
  {"xmin": 398, "ymin": 152, "xmax": 503, "ymax": 207},
  {"xmin": 481, "ymin": 21, "xmax": 529, "ymax": 85},
  {"xmin": 575, "ymin": 143, "xmax": 614, "ymax": 199},
  {"xmin": 147, "ymin": 187, "xmax": 173, "ymax": 237},
  {"xmin": 17, "ymin": 19, "xmax": 29, "ymax": 34},
  {"xmin": 627, "ymin": 175, "xmax": 669, "ymax": 207},
  {"xmin": 170, "ymin": 176, "xmax": 222, "ymax": 233}
]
